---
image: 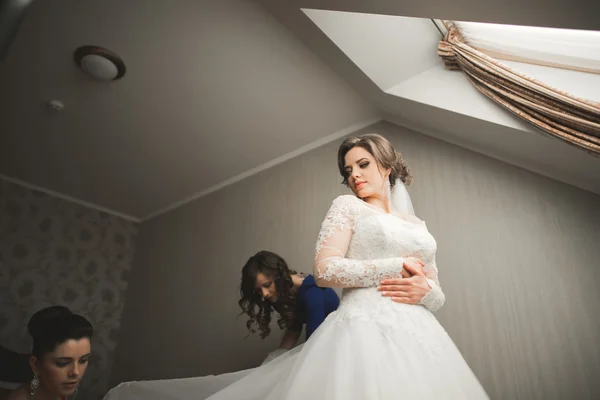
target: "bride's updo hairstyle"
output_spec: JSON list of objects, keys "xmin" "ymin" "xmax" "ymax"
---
[{"xmin": 337, "ymin": 133, "xmax": 412, "ymax": 188}]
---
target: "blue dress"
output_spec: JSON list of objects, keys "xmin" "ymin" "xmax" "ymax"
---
[{"xmin": 288, "ymin": 274, "xmax": 339, "ymax": 339}]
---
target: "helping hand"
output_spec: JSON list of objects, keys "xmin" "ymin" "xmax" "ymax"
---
[{"xmin": 378, "ymin": 258, "xmax": 431, "ymax": 304}]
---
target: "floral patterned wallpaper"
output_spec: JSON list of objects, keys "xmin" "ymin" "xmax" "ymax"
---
[{"xmin": 0, "ymin": 180, "xmax": 138, "ymax": 399}]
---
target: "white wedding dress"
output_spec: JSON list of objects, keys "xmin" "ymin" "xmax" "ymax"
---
[{"xmin": 105, "ymin": 195, "xmax": 489, "ymax": 399}]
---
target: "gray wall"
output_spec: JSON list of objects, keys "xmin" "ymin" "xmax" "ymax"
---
[
  {"xmin": 111, "ymin": 121, "xmax": 600, "ymax": 399},
  {"xmin": 0, "ymin": 180, "xmax": 138, "ymax": 400}
]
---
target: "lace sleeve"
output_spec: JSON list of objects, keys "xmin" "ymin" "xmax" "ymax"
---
[
  {"xmin": 420, "ymin": 255, "xmax": 445, "ymax": 312},
  {"xmin": 313, "ymin": 196, "xmax": 406, "ymax": 288}
]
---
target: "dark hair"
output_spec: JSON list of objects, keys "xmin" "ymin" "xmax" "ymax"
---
[
  {"xmin": 337, "ymin": 133, "xmax": 412, "ymax": 188},
  {"xmin": 28, "ymin": 306, "xmax": 93, "ymax": 360},
  {"xmin": 238, "ymin": 251, "xmax": 298, "ymax": 339}
]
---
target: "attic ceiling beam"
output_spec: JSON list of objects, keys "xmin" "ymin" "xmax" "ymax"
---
[
  {"xmin": 0, "ymin": 0, "xmax": 36, "ymax": 63},
  {"xmin": 294, "ymin": 0, "xmax": 600, "ymax": 31}
]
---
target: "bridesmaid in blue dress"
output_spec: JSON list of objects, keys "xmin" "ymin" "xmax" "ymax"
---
[
  {"xmin": 239, "ymin": 250, "xmax": 340, "ymax": 363},
  {"xmin": 101, "ymin": 252, "xmax": 341, "ymax": 399}
]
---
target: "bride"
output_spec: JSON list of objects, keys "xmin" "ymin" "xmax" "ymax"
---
[{"xmin": 105, "ymin": 133, "xmax": 488, "ymax": 399}]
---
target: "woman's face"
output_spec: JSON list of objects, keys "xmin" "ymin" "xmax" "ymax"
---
[
  {"xmin": 255, "ymin": 272, "xmax": 277, "ymax": 303},
  {"xmin": 32, "ymin": 338, "xmax": 91, "ymax": 397},
  {"xmin": 344, "ymin": 146, "xmax": 389, "ymax": 200}
]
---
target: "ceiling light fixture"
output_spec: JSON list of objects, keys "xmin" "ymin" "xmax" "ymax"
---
[{"xmin": 74, "ymin": 45, "xmax": 126, "ymax": 81}]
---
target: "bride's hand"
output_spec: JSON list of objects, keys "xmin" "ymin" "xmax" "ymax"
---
[
  {"xmin": 378, "ymin": 259, "xmax": 431, "ymax": 304},
  {"xmin": 401, "ymin": 257, "xmax": 424, "ymax": 277}
]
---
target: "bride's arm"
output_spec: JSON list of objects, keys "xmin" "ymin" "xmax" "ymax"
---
[
  {"xmin": 415, "ymin": 224, "xmax": 445, "ymax": 311},
  {"xmin": 379, "ymin": 239, "xmax": 445, "ymax": 311},
  {"xmin": 388, "ymin": 257, "xmax": 445, "ymax": 312},
  {"xmin": 313, "ymin": 196, "xmax": 406, "ymax": 289},
  {"xmin": 419, "ymin": 257, "xmax": 445, "ymax": 311}
]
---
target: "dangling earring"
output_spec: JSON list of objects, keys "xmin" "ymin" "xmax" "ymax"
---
[
  {"xmin": 73, "ymin": 385, "xmax": 80, "ymax": 398},
  {"xmin": 30, "ymin": 373, "xmax": 39, "ymax": 397},
  {"xmin": 384, "ymin": 177, "xmax": 392, "ymax": 196},
  {"xmin": 384, "ymin": 177, "xmax": 392, "ymax": 210}
]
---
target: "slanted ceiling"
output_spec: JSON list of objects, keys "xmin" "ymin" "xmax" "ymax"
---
[
  {"xmin": 261, "ymin": 0, "xmax": 600, "ymax": 197},
  {"xmin": 1, "ymin": 0, "xmax": 598, "ymax": 221},
  {"xmin": 0, "ymin": 0, "xmax": 376, "ymax": 221}
]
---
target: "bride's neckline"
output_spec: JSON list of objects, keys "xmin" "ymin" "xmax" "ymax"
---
[{"xmin": 350, "ymin": 195, "xmax": 425, "ymax": 226}]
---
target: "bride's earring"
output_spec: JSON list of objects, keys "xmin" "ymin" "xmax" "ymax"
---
[
  {"xmin": 384, "ymin": 177, "xmax": 392, "ymax": 210},
  {"xmin": 30, "ymin": 373, "xmax": 39, "ymax": 397}
]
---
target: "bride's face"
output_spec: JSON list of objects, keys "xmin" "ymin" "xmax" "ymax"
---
[{"xmin": 344, "ymin": 146, "xmax": 388, "ymax": 200}]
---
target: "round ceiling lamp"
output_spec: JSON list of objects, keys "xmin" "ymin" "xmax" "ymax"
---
[{"xmin": 74, "ymin": 45, "xmax": 126, "ymax": 81}]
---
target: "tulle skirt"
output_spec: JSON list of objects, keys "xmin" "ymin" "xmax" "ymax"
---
[{"xmin": 105, "ymin": 290, "xmax": 489, "ymax": 399}]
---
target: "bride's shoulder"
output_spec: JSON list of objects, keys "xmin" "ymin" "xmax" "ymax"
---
[
  {"xmin": 331, "ymin": 194, "xmax": 361, "ymax": 206},
  {"xmin": 330, "ymin": 195, "xmax": 364, "ymax": 212}
]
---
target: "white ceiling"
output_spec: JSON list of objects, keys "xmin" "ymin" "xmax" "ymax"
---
[
  {"xmin": 290, "ymin": 0, "xmax": 600, "ymax": 31},
  {"xmin": 0, "ymin": 0, "xmax": 376, "ymax": 220},
  {"xmin": 260, "ymin": 0, "xmax": 600, "ymax": 194},
  {"xmin": 300, "ymin": 10, "xmax": 441, "ymax": 91},
  {"xmin": 1, "ymin": 0, "xmax": 599, "ymax": 221}
]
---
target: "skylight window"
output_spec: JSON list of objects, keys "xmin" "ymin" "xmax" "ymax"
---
[{"xmin": 450, "ymin": 21, "xmax": 600, "ymax": 74}]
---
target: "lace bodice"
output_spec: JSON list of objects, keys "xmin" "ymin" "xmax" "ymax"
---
[{"xmin": 314, "ymin": 195, "xmax": 445, "ymax": 312}]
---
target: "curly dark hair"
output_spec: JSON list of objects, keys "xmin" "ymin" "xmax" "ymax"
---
[
  {"xmin": 238, "ymin": 251, "xmax": 299, "ymax": 339},
  {"xmin": 337, "ymin": 133, "xmax": 412, "ymax": 188}
]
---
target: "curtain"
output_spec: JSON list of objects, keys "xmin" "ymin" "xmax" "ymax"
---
[
  {"xmin": 455, "ymin": 21, "xmax": 600, "ymax": 75},
  {"xmin": 437, "ymin": 21, "xmax": 600, "ymax": 156}
]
